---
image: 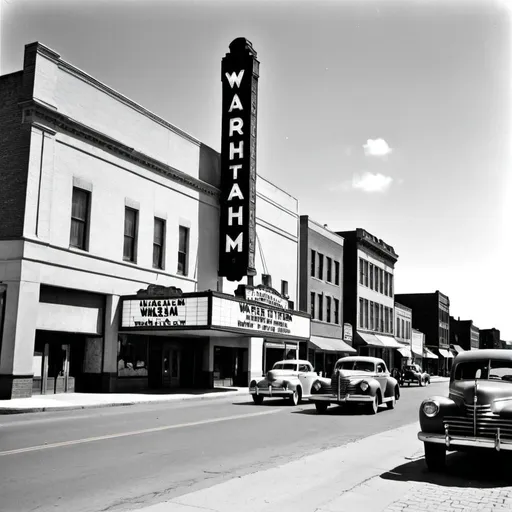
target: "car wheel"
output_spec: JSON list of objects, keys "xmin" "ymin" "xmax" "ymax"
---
[
  {"xmin": 315, "ymin": 403, "xmax": 328, "ymax": 414},
  {"xmin": 367, "ymin": 395, "xmax": 379, "ymax": 415},
  {"xmin": 387, "ymin": 389, "xmax": 398, "ymax": 410},
  {"xmin": 252, "ymin": 394, "xmax": 264, "ymax": 405},
  {"xmin": 289, "ymin": 388, "xmax": 301, "ymax": 406},
  {"xmin": 424, "ymin": 442, "xmax": 446, "ymax": 472}
]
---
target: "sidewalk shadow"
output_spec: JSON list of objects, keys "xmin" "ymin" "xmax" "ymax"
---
[
  {"xmin": 380, "ymin": 451, "xmax": 512, "ymax": 489},
  {"xmin": 292, "ymin": 404, "xmax": 395, "ymax": 416}
]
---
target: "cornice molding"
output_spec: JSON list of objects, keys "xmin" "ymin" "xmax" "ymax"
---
[{"xmin": 20, "ymin": 100, "xmax": 220, "ymax": 198}]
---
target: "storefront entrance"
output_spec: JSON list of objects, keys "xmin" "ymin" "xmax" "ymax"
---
[
  {"xmin": 32, "ymin": 331, "xmax": 86, "ymax": 395},
  {"xmin": 213, "ymin": 346, "xmax": 248, "ymax": 387}
]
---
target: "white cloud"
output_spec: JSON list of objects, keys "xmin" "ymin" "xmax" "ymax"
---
[
  {"xmin": 363, "ymin": 138, "xmax": 393, "ymax": 157},
  {"xmin": 352, "ymin": 172, "xmax": 393, "ymax": 193}
]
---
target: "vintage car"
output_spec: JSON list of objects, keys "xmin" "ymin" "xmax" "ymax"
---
[
  {"xmin": 308, "ymin": 356, "xmax": 400, "ymax": 415},
  {"xmin": 402, "ymin": 364, "xmax": 430, "ymax": 387},
  {"xmin": 249, "ymin": 359, "xmax": 330, "ymax": 406},
  {"xmin": 419, "ymin": 349, "xmax": 512, "ymax": 471}
]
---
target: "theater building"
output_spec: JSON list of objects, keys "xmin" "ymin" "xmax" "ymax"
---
[{"xmin": 0, "ymin": 39, "xmax": 309, "ymax": 399}]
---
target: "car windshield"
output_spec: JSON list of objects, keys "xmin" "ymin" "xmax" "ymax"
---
[
  {"xmin": 273, "ymin": 363, "xmax": 298, "ymax": 371},
  {"xmin": 335, "ymin": 361, "xmax": 375, "ymax": 372},
  {"xmin": 454, "ymin": 359, "xmax": 512, "ymax": 382}
]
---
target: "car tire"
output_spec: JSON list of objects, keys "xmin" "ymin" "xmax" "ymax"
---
[
  {"xmin": 387, "ymin": 389, "xmax": 397, "ymax": 410},
  {"xmin": 367, "ymin": 395, "xmax": 379, "ymax": 415},
  {"xmin": 252, "ymin": 394, "xmax": 264, "ymax": 405},
  {"xmin": 424, "ymin": 442, "xmax": 446, "ymax": 472},
  {"xmin": 315, "ymin": 403, "xmax": 329, "ymax": 414},
  {"xmin": 289, "ymin": 388, "xmax": 301, "ymax": 406}
]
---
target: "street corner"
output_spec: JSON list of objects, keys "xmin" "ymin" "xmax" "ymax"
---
[{"xmin": 380, "ymin": 450, "xmax": 512, "ymax": 512}]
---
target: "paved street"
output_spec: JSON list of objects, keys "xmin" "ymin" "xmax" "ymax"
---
[{"xmin": 1, "ymin": 382, "xmax": 444, "ymax": 512}]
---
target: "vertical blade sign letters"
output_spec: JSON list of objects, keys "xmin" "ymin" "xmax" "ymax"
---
[{"xmin": 219, "ymin": 38, "xmax": 259, "ymax": 282}]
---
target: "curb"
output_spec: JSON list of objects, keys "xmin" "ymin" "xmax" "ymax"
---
[{"xmin": 0, "ymin": 389, "xmax": 249, "ymax": 415}]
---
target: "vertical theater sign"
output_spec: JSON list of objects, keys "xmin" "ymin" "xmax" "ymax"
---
[{"xmin": 219, "ymin": 38, "xmax": 259, "ymax": 282}]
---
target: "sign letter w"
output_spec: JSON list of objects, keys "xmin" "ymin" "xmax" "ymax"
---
[{"xmin": 225, "ymin": 70, "xmax": 244, "ymax": 88}]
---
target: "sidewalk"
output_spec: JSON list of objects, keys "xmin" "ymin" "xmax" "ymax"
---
[{"xmin": 0, "ymin": 387, "xmax": 249, "ymax": 414}]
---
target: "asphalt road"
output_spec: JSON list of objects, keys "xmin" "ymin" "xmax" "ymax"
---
[{"xmin": 0, "ymin": 382, "xmax": 448, "ymax": 512}]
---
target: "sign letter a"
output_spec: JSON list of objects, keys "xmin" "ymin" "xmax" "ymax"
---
[
  {"xmin": 226, "ymin": 232, "xmax": 243, "ymax": 252},
  {"xmin": 225, "ymin": 70, "xmax": 244, "ymax": 88}
]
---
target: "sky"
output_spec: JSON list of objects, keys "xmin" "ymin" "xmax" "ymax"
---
[{"xmin": 1, "ymin": 0, "xmax": 511, "ymax": 338}]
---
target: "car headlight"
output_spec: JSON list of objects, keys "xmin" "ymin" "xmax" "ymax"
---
[
  {"xmin": 312, "ymin": 381, "xmax": 322, "ymax": 392},
  {"xmin": 359, "ymin": 381, "xmax": 369, "ymax": 392},
  {"xmin": 422, "ymin": 400, "xmax": 440, "ymax": 418}
]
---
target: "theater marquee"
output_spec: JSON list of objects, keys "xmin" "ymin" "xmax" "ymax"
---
[
  {"xmin": 119, "ymin": 291, "xmax": 310, "ymax": 341},
  {"xmin": 218, "ymin": 38, "xmax": 259, "ymax": 282}
]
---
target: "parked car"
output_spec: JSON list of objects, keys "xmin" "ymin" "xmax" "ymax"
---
[
  {"xmin": 249, "ymin": 359, "xmax": 330, "ymax": 406},
  {"xmin": 418, "ymin": 349, "xmax": 512, "ymax": 471},
  {"xmin": 308, "ymin": 356, "xmax": 400, "ymax": 415},
  {"xmin": 402, "ymin": 364, "xmax": 430, "ymax": 387}
]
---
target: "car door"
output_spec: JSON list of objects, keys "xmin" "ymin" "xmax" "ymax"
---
[
  {"xmin": 375, "ymin": 363, "xmax": 388, "ymax": 394},
  {"xmin": 298, "ymin": 363, "xmax": 316, "ymax": 395}
]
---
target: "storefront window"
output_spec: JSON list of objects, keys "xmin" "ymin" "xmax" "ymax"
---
[{"xmin": 117, "ymin": 335, "xmax": 148, "ymax": 377}]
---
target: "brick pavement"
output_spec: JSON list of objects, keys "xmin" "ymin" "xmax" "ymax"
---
[{"xmin": 383, "ymin": 483, "xmax": 512, "ymax": 512}]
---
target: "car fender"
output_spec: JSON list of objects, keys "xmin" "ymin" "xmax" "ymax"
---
[
  {"xmin": 384, "ymin": 376, "xmax": 399, "ymax": 397},
  {"xmin": 419, "ymin": 395, "xmax": 459, "ymax": 433},
  {"xmin": 281, "ymin": 377, "xmax": 301, "ymax": 391},
  {"xmin": 362, "ymin": 378, "xmax": 381, "ymax": 398}
]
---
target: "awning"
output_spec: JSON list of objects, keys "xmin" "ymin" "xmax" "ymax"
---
[
  {"xmin": 412, "ymin": 348, "xmax": 423, "ymax": 358},
  {"xmin": 438, "ymin": 348, "xmax": 454, "ymax": 359},
  {"xmin": 451, "ymin": 345, "xmax": 465, "ymax": 355},
  {"xmin": 423, "ymin": 347, "xmax": 438, "ymax": 359},
  {"xmin": 397, "ymin": 346, "xmax": 412, "ymax": 358},
  {"xmin": 357, "ymin": 331, "xmax": 384, "ymax": 347},
  {"xmin": 309, "ymin": 336, "xmax": 357, "ymax": 353},
  {"xmin": 374, "ymin": 334, "xmax": 404, "ymax": 348}
]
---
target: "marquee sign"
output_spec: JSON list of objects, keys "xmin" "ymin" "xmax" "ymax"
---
[
  {"xmin": 218, "ymin": 37, "xmax": 259, "ymax": 282},
  {"xmin": 121, "ymin": 297, "xmax": 208, "ymax": 328},
  {"xmin": 235, "ymin": 284, "xmax": 289, "ymax": 310},
  {"xmin": 211, "ymin": 297, "xmax": 310, "ymax": 339}
]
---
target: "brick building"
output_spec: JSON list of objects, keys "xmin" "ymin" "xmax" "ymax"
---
[
  {"xmin": 449, "ymin": 316, "xmax": 480, "ymax": 354},
  {"xmin": 298, "ymin": 217, "xmax": 355, "ymax": 376},
  {"xmin": 394, "ymin": 291, "xmax": 452, "ymax": 376},
  {"xmin": 336, "ymin": 228, "xmax": 404, "ymax": 371},
  {"xmin": 479, "ymin": 328, "xmax": 502, "ymax": 350},
  {"xmin": 0, "ymin": 41, "xmax": 310, "ymax": 399}
]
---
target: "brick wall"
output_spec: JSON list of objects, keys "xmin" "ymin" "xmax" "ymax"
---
[{"xmin": 0, "ymin": 72, "xmax": 31, "ymax": 239}]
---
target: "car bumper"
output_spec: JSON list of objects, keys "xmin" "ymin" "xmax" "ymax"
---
[
  {"xmin": 249, "ymin": 387, "xmax": 294, "ymax": 398},
  {"xmin": 309, "ymin": 394, "xmax": 375, "ymax": 404},
  {"xmin": 418, "ymin": 431, "xmax": 512, "ymax": 452}
]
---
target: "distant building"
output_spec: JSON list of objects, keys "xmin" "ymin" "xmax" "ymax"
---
[
  {"xmin": 394, "ymin": 291, "xmax": 452, "ymax": 376},
  {"xmin": 479, "ymin": 328, "xmax": 502, "ymax": 350},
  {"xmin": 336, "ymin": 228, "xmax": 403, "ymax": 371},
  {"xmin": 411, "ymin": 328, "xmax": 428, "ymax": 369},
  {"xmin": 298, "ymin": 217, "xmax": 355, "ymax": 376},
  {"xmin": 395, "ymin": 302, "xmax": 413, "ymax": 364},
  {"xmin": 449, "ymin": 316, "xmax": 480, "ymax": 354}
]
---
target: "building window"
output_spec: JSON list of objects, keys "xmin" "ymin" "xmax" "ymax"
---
[
  {"xmin": 380, "ymin": 269, "xmax": 384, "ymax": 294},
  {"xmin": 123, "ymin": 207, "xmax": 138, "ymax": 262},
  {"xmin": 384, "ymin": 273, "xmax": 389, "ymax": 296},
  {"xmin": 385, "ymin": 307, "xmax": 389, "ymax": 334},
  {"xmin": 369, "ymin": 263, "xmax": 374, "ymax": 290},
  {"xmin": 70, "ymin": 187, "xmax": 90, "ymax": 250},
  {"xmin": 359, "ymin": 258, "xmax": 364, "ymax": 285},
  {"xmin": 310, "ymin": 292, "xmax": 315, "ymax": 319},
  {"xmin": 118, "ymin": 335, "xmax": 148, "ymax": 377},
  {"xmin": 318, "ymin": 294, "xmax": 323, "ymax": 321},
  {"xmin": 177, "ymin": 226, "xmax": 189, "ymax": 275},
  {"xmin": 334, "ymin": 298, "xmax": 339, "ymax": 324},
  {"xmin": 281, "ymin": 280, "xmax": 289, "ymax": 297},
  {"xmin": 389, "ymin": 274, "xmax": 393, "ymax": 296},
  {"xmin": 364, "ymin": 299, "xmax": 369, "ymax": 329},
  {"xmin": 369, "ymin": 301, "xmax": 374, "ymax": 330},
  {"xmin": 326, "ymin": 257, "xmax": 332, "ymax": 282},
  {"xmin": 326, "ymin": 296, "xmax": 332, "ymax": 323},
  {"xmin": 359, "ymin": 298, "xmax": 364, "ymax": 328},
  {"xmin": 310, "ymin": 250, "xmax": 316, "ymax": 277},
  {"xmin": 317, "ymin": 254, "xmax": 324, "ymax": 280},
  {"xmin": 153, "ymin": 217, "xmax": 165, "ymax": 269},
  {"xmin": 335, "ymin": 261, "xmax": 340, "ymax": 285},
  {"xmin": 364, "ymin": 260, "xmax": 369, "ymax": 287}
]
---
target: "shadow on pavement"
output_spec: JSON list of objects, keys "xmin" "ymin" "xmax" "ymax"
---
[
  {"xmin": 381, "ymin": 451, "xmax": 512, "ymax": 488},
  {"xmin": 291, "ymin": 403, "xmax": 396, "ymax": 416}
]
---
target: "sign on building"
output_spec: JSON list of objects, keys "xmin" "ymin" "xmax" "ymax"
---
[
  {"xmin": 121, "ymin": 297, "xmax": 209, "ymax": 328},
  {"xmin": 218, "ymin": 38, "xmax": 259, "ymax": 282},
  {"xmin": 343, "ymin": 323, "xmax": 353, "ymax": 342}
]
